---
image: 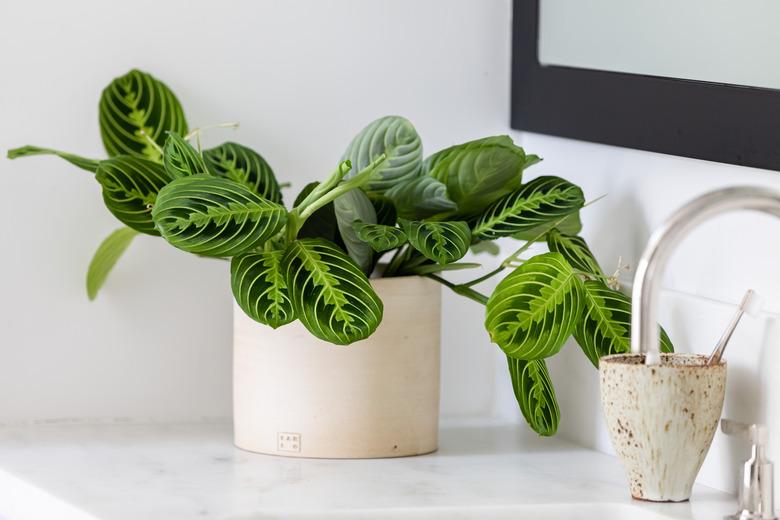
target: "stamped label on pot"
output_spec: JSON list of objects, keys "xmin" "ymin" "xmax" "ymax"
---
[{"xmin": 277, "ymin": 432, "xmax": 301, "ymax": 453}]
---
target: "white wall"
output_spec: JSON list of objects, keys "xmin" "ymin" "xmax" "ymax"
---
[
  {"xmin": 497, "ymin": 133, "xmax": 780, "ymax": 494},
  {"xmin": 0, "ymin": 0, "xmax": 512, "ymax": 423}
]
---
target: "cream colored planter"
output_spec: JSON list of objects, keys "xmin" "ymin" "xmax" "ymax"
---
[
  {"xmin": 233, "ymin": 276, "xmax": 441, "ymax": 458},
  {"xmin": 600, "ymin": 353, "xmax": 726, "ymax": 502}
]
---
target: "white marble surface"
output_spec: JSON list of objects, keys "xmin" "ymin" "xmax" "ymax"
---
[{"xmin": 0, "ymin": 418, "xmax": 734, "ymax": 520}]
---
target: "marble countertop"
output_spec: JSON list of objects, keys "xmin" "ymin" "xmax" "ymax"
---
[{"xmin": 0, "ymin": 418, "xmax": 734, "ymax": 520}]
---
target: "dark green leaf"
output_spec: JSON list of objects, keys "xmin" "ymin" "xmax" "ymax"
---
[
  {"xmin": 95, "ymin": 155, "xmax": 170, "ymax": 235},
  {"xmin": 163, "ymin": 132, "xmax": 207, "ymax": 178},
  {"xmin": 283, "ymin": 238, "xmax": 383, "ymax": 345},
  {"xmin": 152, "ymin": 175, "xmax": 287, "ymax": 257},
  {"xmin": 399, "ymin": 219, "xmax": 471, "ymax": 265},
  {"xmin": 508, "ymin": 357, "xmax": 560, "ymax": 436},
  {"xmin": 369, "ymin": 194, "xmax": 397, "ymax": 227},
  {"xmin": 334, "ymin": 188, "xmax": 376, "ymax": 273},
  {"xmin": 293, "ymin": 182, "xmax": 345, "ymax": 247},
  {"xmin": 99, "ymin": 69, "xmax": 187, "ymax": 161},
  {"xmin": 86, "ymin": 227, "xmax": 138, "ymax": 300},
  {"xmin": 353, "ymin": 220, "xmax": 407, "ymax": 252},
  {"xmin": 485, "ymin": 252, "xmax": 584, "ymax": 359},
  {"xmin": 203, "ymin": 142, "xmax": 282, "ymax": 204},
  {"xmin": 472, "ymin": 176, "xmax": 584, "ymax": 240},
  {"xmin": 231, "ymin": 249, "xmax": 295, "ymax": 328},
  {"xmin": 7, "ymin": 146, "xmax": 100, "ymax": 173},
  {"xmin": 403, "ymin": 262, "xmax": 480, "ymax": 275},
  {"xmin": 470, "ymin": 241, "xmax": 501, "ymax": 256},
  {"xmin": 385, "ymin": 175, "xmax": 457, "ymax": 219},
  {"xmin": 575, "ymin": 281, "xmax": 674, "ymax": 367},
  {"xmin": 342, "ymin": 116, "xmax": 422, "ymax": 193},
  {"xmin": 511, "ymin": 212, "xmax": 583, "ymax": 242},
  {"xmin": 425, "ymin": 136, "xmax": 531, "ymax": 217},
  {"xmin": 546, "ymin": 229, "xmax": 603, "ymax": 276}
]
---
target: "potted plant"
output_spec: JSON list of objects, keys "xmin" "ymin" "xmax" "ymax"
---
[{"xmin": 8, "ymin": 69, "xmax": 673, "ymax": 458}]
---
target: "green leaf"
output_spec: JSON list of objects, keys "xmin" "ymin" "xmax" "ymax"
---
[
  {"xmin": 369, "ymin": 194, "xmax": 397, "ymax": 227},
  {"xmin": 99, "ymin": 69, "xmax": 187, "ymax": 161},
  {"xmin": 203, "ymin": 142, "xmax": 283, "ymax": 204},
  {"xmin": 546, "ymin": 229, "xmax": 603, "ymax": 276},
  {"xmin": 470, "ymin": 241, "xmax": 501, "ymax": 256},
  {"xmin": 231, "ymin": 250, "xmax": 295, "ymax": 328},
  {"xmin": 511, "ymin": 212, "xmax": 583, "ymax": 242},
  {"xmin": 283, "ymin": 238, "xmax": 383, "ymax": 345},
  {"xmin": 508, "ymin": 357, "xmax": 560, "ymax": 436},
  {"xmin": 485, "ymin": 252, "xmax": 584, "ymax": 359},
  {"xmin": 163, "ymin": 132, "xmax": 207, "ymax": 178},
  {"xmin": 353, "ymin": 220, "xmax": 407, "ymax": 252},
  {"xmin": 152, "ymin": 175, "xmax": 287, "ymax": 257},
  {"xmin": 342, "ymin": 116, "xmax": 423, "ymax": 193},
  {"xmin": 574, "ymin": 281, "xmax": 674, "ymax": 367},
  {"xmin": 86, "ymin": 227, "xmax": 139, "ymax": 300},
  {"xmin": 293, "ymin": 182, "xmax": 345, "ymax": 247},
  {"xmin": 404, "ymin": 262, "xmax": 480, "ymax": 275},
  {"xmin": 399, "ymin": 219, "xmax": 471, "ymax": 265},
  {"xmin": 472, "ymin": 176, "xmax": 584, "ymax": 240},
  {"xmin": 7, "ymin": 146, "xmax": 100, "ymax": 173},
  {"xmin": 385, "ymin": 175, "xmax": 458, "ymax": 220},
  {"xmin": 95, "ymin": 155, "xmax": 170, "ymax": 235},
  {"xmin": 334, "ymin": 188, "xmax": 377, "ymax": 274},
  {"xmin": 425, "ymin": 136, "xmax": 531, "ymax": 217}
]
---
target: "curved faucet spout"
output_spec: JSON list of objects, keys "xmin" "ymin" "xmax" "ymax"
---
[{"xmin": 631, "ymin": 186, "xmax": 780, "ymax": 365}]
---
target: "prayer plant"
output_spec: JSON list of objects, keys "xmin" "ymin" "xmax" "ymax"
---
[{"xmin": 8, "ymin": 69, "xmax": 673, "ymax": 436}]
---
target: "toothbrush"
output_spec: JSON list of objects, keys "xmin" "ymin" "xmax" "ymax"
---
[{"xmin": 707, "ymin": 289, "xmax": 763, "ymax": 365}]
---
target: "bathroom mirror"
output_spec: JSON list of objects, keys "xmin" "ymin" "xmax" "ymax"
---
[{"xmin": 511, "ymin": 0, "xmax": 780, "ymax": 171}]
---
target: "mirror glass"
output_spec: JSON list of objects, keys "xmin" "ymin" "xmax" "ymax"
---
[{"xmin": 539, "ymin": 0, "xmax": 780, "ymax": 90}]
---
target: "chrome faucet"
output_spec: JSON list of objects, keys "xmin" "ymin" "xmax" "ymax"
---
[
  {"xmin": 722, "ymin": 420, "xmax": 777, "ymax": 520},
  {"xmin": 630, "ymin": 186, "xmax": 780, "ymax": 365}
]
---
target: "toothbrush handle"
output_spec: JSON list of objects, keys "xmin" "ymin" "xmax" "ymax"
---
[{"xmin": 707, "ymin": 310, "xmax": 745, "ymax": 365}]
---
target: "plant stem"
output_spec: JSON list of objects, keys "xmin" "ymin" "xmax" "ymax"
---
[
  {"xmin": 384, "ymin": 244, "xmax": 411, "ymax": 277},
  {"xmin": 425, "ymin": 274, "xmax": 489, "ymax": 305},
  {"xmin": 295, "ymin": 161, "xmax": 352, "ymax": 212}
]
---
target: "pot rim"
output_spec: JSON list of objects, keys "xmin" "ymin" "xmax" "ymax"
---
[{"xmin": 600, "ymin": 352, "xmax": 726, "ymax": 368}]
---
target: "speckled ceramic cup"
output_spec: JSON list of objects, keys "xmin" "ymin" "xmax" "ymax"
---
[{"xmin": 600, "ymin": 353, "xmax": 726, "ymax": 502}]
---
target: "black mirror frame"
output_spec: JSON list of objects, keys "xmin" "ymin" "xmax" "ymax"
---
[{"xmin": 511, "ymin": 0, "xmax": 780, "ymax": 172}]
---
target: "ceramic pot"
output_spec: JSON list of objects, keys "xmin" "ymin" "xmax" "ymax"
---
[
  {"xmin": 233, "ymin": 275, "xmax": 441, "ymax": 459},
  {"xmin": 600, "ymin": 353, "xmax": 726, "ymax": 502}
]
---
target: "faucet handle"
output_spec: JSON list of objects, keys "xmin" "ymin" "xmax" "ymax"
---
[{"xmin": 721, "ymin": 419, "xmax": 776, "ymax": 520}]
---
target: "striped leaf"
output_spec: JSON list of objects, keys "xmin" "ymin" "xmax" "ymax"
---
[
  {"xmin": 231, "ymin": 250, "xmax": 295, "ymax": 328},
  {"xmin": 203, "ymin": 142, "xmax": 282, "ymax": 204},
  {"xmin": 95, "ymin": 155, "xmax": 170, "ymax": 235},
  {"xmin": 7, "ymin": 146, "xmax": 100, "ymax": 173},
  {"xmin": 99, "ymin": 69, "xmax": 187, "ymax": 161},
  {"xmin": 512, "ymin": 212, "xmax": 582, "ymax": 242},
  {"xmin": 283, "ymin": 238, "xmax": 383, "ymax": 345},
  {"xmin": 546, "ymin": 229, "xmax": 603, "ymax": 276},
  {"xmin": 342, "ymin": 116, "xmax": 422, "ymax": 193},
  {"xmin": 385, "ymin": 175, "xmax": 457, "ymax": 219},
  {"xmin": 369, "ymin": 194, "xmax": 397, "ymax": 227},
  {"xmin": 86, "ymin": 227, "xmax": 138, "ymax": 300},
  {"xmin": 163, "ymin": 132, "xmax": 207, "ymax": 178},
  {"xmin": 293, "ymin": 182, "xmax": 344, "ymax": 247},
  {"xmin": 472, "ymin": 176, "xmax": 584, "ymax": 240},
  {"xmin": 152, "ymin": 175, "xmax": 287, "ymax": 257},
  {"xmin": 399, "ymin": 219, "xmax": 471, "ymax": 265},
  {"xmin": 425, "ymin": 136, "xmax": 534, "ymax": 217},
  {"xmin": 353, "ymin": 220, "xmax": 407, "ymax": 252},
  {"xmin": 508, "ymin": 357, "xmax": 560, "ymax": 436},
  {"xmin": 334, "ymin": 188, "xmax": 377, "ymax": 274},
  {"xmin": 485, "ymin": 253, "xmax": 584, "ymax": 359},
  {"xmin": 574, "ymin": 281, "xmax": 674, "ymax": 367}
]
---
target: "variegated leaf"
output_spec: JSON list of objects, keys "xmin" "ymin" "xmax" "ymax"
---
[
  {"xmin": 152, "ymin": 175, "xmax": 287, "ymax": 257},
  {"xmin": 353, "ymin": 220, "xmax": 407, "ymax": 252},
  {"xmin": 485, "ymin": 253, "xmax": 584, "ymax": 359},
  {"xmin": 163, "ymin": 132, "xmax": 207, "ymax": 178},
  {"xmin": 508, "ymin": 357, "xmax": 560, "ymax": 436},
  {"xmin": 472, "ymin": 176, "xmax": 584, "ymax": 240},
  {"xmin": 546, "ymin": 229, "xmax": 603, "ymax": 276},
  {"xmin": 203, "ymin": 142, "xmax": 282, "ymax": 204},
  {"xmin": 424, "ymin": 136, "xmax": 533, "ymax": 217},
  {"xmin": 385, "ymin": 175, "xmax": 457, "ymax": 219},
  {"xmin": 342, "ymin": 115, "xmax": 422, "ymax": 193},
  {"xmin": 231, "ymin": 250, "xmax": 295, "ymax": 328},
  {"xmin": 283, "ymin": 238, "xmax": 383, "ymax": 345},
  {"xmin": 511, "ymin": 212, "xmax": 582, "ymax": 242},
  {"xmin": 95, "ymin": 155, "xmax": 170, "ymax": 235},
  {"xmin": 86, "ymin": 227, "xmax": 138, "ymax": 300},
  {"xmin": 99, "ymin": 69, "xmax": 187, "ymax": 161},
  {"xmin": 399, "ymin": 218, "xmax": 471, "ymax": 265},
  {"xmin": 334, "ymin": 188, "xmax": 376, "ymax": 273},
  {"xmin": 574, "ymin": 281, "xmax": 674, "ymax": 367}
]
